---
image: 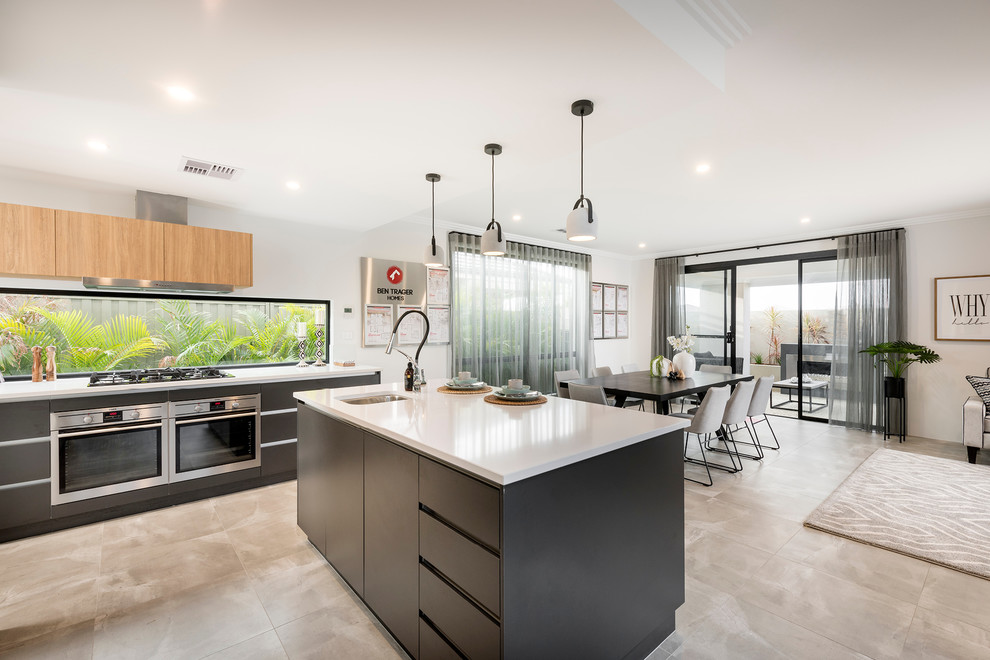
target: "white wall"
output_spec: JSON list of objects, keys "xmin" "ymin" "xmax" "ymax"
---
[
  {"xmin": 590, "ymin": 254, "xmax": 654, "ymax": 373},
  {"xmin": 905, "ymin": 214, "xmax": 990, "ymax": 443}
]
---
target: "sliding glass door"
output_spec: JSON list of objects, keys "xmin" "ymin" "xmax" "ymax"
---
[{"xmin": 683, "ymin": 268, "xmax": 735, "ymax": 371}]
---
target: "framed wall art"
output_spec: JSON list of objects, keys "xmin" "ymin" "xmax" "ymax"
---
[{"xmin": 934, "ymin": 274, "xmax": 990, "ymax": 341}]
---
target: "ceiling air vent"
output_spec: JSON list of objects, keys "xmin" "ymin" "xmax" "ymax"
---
[{"xmin": 179, "ymin": 157, "xmax": 243, "ymax": 181}]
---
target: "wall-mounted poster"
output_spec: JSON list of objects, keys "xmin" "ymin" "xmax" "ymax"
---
[
  {"xmin": 427, "ymin": 306, "xmax": 450, "ymax": 344},
  {"xmin": 593, "ymin": 311, "xmax": 603, "ymax": 339},
  {"xmin": 397, "ymin": 305, "xmax": 424, "ymax": 345},
  {"xmin": 604, "ymin": 312, "xmax": 616, "ymax": 338},
  {"xmin": 363, "ymin": 304, "xmax": 394, "ymax": 346},
  {"xmin": 616, "ymin": 285, "xmax": 629, "ymax": 312},
  {"xmin": 603, "ymin": 285, "xmax": 616, "ymax": 312},
  {"xmin": 427, "ymin": 267, "xmax": 450, "ymax": 305},
  {"xmin": 592, "ymin": 283, "xmax": 603, "ymax": 312},
  {"xmin": 935, "ymin": 274, "xmax": 990, "ymax": 341},
  {"xmin": 616, "ymin": 312, "xmax": 629, "ymax": 338}
]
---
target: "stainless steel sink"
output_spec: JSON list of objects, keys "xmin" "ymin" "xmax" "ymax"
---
[{"xmin": 340, "ymin": 394, "xmax": 410, "ymax": 405}]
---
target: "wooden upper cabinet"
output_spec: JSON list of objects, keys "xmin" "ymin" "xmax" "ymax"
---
[
  {"xmin": 163, "ymin": 224, "xmax": 253, "ymax": 287},
  {"xmin": 0, "ymin": 202, "xmax": 56, "ymax": 277},
  {"xmin": 55, "ymin": 211, "xmax": 165, "ymax": 281}
]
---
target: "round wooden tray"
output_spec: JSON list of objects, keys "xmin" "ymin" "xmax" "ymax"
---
[
  {"xmin": 437, "ymin": 385, "xmax": 493, "ymax": 394},
  {"xmin": 483, "ymin": 393, "xmax": 548, "ymax": 406}
]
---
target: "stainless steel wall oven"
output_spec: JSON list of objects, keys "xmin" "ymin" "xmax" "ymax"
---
[
  {"xmin": 168, "ymin": 394, "xmax": 261, "ymax": 482},
  {"xmin": 51, "ymin": 403, "xmax": 168, "ymax": 505}
]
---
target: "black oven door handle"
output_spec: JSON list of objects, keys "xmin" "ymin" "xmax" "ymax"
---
[
  {"xmin": 57, "ymin": 422, "xmax": 164, "ymax": 439},
  {"xmin": 174, "ymin": 411, "xmax": 258, "ymax": 426}
]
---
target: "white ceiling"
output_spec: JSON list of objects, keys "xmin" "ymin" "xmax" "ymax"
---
[{"xmin": 1, "ymin": 0, "xmax": 988, "ymax": 257}]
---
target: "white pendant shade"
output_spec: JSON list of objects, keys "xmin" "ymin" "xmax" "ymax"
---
[
  {"xmin": 566, "ymin": 205, "xmax": 598, "ymax": 242},
  {"xmin": 481, "ymin": 225, "xmax": 506, "ymax": 256},
  {"xmin": 424, "ymin": 242, "xmax": 445, "ymax": 267}
]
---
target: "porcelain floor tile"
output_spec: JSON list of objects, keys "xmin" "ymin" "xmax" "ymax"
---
[
  {"xmin": 735, "ymin": 555, "xmax": 916, "ymax": 659},
  {"xmin": 275, "ymin": 598, "xmax": 405, "ymax": 660},
  {"xmin": 900, "ymin": 606, "xmax": 990, "ymax": 659},
  {"xmin": 0, "ymin": 577, "xmax": 100, "ymax": 653},
  {"xmin": 0, "ymin": 619, "xmax": 95, "ymax": 660},
  {"xmin": 92, "ymin": 575, "xmax": 272, "ymax": 660},
  {"xmin": 918, "ymin": 565, "xmax": 990, "ymax": 633},
  {"xmin": 204, "ymin": 629, "xmax": 288, "ymax": 660},
  {"xmin": 251, "ymin": 558, "xmax": 352, "ymax": 627},
  {"xmin": 683, "ymin": 526, "xmax": 773, "ymax": 594},
  {"xmin": 101, "ymin": 499, "xmax": 223, "ymax": 545}
]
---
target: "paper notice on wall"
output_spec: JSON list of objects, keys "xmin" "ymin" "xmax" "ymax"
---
[
  {"xmin": 397, "ymin": 306, "xmax": 424, "ymax": 345},
  {"xmin": 616, "ymin": 285, "xmax": 629, "ymax": 312},
  {"xmin": 592, "ymin": 283, "xmax": 603, "ymax": 312},
  {"xmin": 593, "ymin": 311, "xmax": 603, "ymax": 339},
  {"xmin": 363, "ymin": 304, "xmax": 393, "ymax": 346},
  {"xmin": 427, "ymin": 267, "xmax": 450, "ymax": 305},
  {"xmin": 616, "ymin": 312, "xmax": 628, "ymax": 338},
  {"xmin": 603, "ymin": 285, "xmax": 616, "ymax": 312},
  {"xmin": 604, "ymin": 312, "xmax": 616, "ymax": 338},
  {"xmin": 427, "ymin": 306, "xmax": 450, "ymax": 344}
]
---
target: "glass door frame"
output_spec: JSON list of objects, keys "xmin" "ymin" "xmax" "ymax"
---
[
  {"xmin": 683, "ymin": 266, "xmax": 736, "ymax": 371},
  {"xmin": 685, "ymin": 249, "xmax": 836, "ymax": 422}
]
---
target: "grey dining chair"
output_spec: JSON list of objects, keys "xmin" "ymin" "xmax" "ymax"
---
[
  {"xmin": 567, "ymin": 383, "xmax": 610, "ymax": 406},
  {"xmin": 707, "ymin": 379, "xmax": 758, "ymax": 463},
  {"xmin": 620, "ymin": 363, "xmax": 640, "ymax": 373},
  {"xmin": 744, "ymin": 376, "xmax": 779, "ymax": 451},
  {"xmin": 553, "ymin": 369, "xmax": 580, "ymax": 399},
  {"xmin": 672, "ymin": 385, "xmax": 731, "ymax": 486},
  {"xmin": 593, "ymin": 365, "xmax": 644, "ymax": 410}
]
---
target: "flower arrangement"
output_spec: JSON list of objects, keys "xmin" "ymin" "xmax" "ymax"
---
[{"xmin": 667, "ymin": 326, "xmax": 695, "ymax": 354}]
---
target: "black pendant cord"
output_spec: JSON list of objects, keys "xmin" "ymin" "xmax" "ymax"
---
[
  {"xmin": 430, "ymin": 178, "xmax": 437, "ymax": 253},
  {"xmin": 580, "ymin": 113, "xmax": 584, "ymax": 201},
  {"xmin": 487, "ymin": 150, "xmax": 502, "ymax": 240}
]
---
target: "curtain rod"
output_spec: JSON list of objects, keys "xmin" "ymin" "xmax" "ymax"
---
[{"xmin": 675, "ymin": 227, "xmax": 905, "ymax": 259}]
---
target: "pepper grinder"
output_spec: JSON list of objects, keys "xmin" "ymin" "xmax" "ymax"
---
[
  {"xmin": 31, "ymin": 346, "xmax": 43, "ymax": 382},
  {"xmin": 46, "ymin": 345, "xmax": 57, "ymax": 381}
]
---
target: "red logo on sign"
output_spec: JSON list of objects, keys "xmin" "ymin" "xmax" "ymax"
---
[{"xmin": 386, "ymin": 266, "xmax": 403, "ymax": 284}]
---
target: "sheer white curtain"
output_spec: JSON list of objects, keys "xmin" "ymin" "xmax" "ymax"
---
[
  {"xmin": 448, "ymin": 232, "xmax": 592, "ymax": 394},
  {"xmin": 829, "ymin": 229, "xmax": 906, "ymax": 430}
]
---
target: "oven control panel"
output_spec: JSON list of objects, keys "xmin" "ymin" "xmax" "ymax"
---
[
  {"xmin": 53, "ymin": 404, "xmax": 166, "ymax": 430},
  {"xmin": 171, "ymin": 394, "xmax": 260, "ymax": 419}
]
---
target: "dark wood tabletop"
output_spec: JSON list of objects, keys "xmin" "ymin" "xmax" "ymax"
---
[{"xmin": 564, "ymin": 370, "xmax": 753, "ymax": 413}]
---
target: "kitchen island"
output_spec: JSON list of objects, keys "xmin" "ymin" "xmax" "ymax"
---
[{"xmin": 295, "ymin": 380, "xmax": 689, "ymax": 660}]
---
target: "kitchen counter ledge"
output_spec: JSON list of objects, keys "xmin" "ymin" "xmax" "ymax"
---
[
  {"xmin": 0, "ymin": 364, "xmax": 381, "ymax": 403},
  {"xmin": 295, "ymin": 379, "xmax": 688, "ymax": 485}
]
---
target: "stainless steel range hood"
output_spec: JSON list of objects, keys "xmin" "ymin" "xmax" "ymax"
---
[
  {"xmin": 78, "ymin": 191, "xmax": 234, "ymax": 294},
  {"xmin": 83, "ymin": 277, "xmax": 234, "ymax": 294}
]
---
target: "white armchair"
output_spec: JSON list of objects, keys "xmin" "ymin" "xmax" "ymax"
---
[{"xmin": 963, "ymin": 397, "xmax": 989, "ymax": 464}]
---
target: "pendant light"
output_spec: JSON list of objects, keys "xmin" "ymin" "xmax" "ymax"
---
[
  {"xmin": 566, "ymin": 99, "xmax": 598, "ymax": 242},
  {"xmin": 423, "ymin": 173, "xmax": 444, "ymax": 267},
  {"xmin": 480, "ymin": 143, "xmax": 506, "ymax": 256}
]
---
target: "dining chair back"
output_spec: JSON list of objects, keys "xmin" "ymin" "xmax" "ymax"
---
[
  {"xmin": 686, "ymin": 385, "xmax": 730, "ymax": 435},
  {"xmin": 621, "ymin": 363, "xmax": 640, "ymax": 373},
  {"xmin": 593, "ymin": 366, "xmax": 613, "ymax": 377},
  {"xmin": 699, "ymin": 364, "xmax": 732, "ymax": 374},
  {"xmin": 744, "ymin": 376, "xmax": 780, "ymax": 451},
  {"xmin": 567, "ymin": 383, "xmax": 610, "ymax": 406},
  {"xmin": 553, "ymin": 369, "xmax": 581, "ymax": 399},
  {"xmin": 722, "ymin": 379, "xmax": 756, "ymax": 426}
]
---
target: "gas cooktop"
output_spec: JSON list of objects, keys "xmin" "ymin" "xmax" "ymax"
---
[{"xmin": 88, "ymin": 367, "xmax": 233, "ymax": 387}]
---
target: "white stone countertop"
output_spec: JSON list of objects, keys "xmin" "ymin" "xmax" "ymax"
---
[
  {"xmin": 294, "ymin": 379, "xmax": 689, "ymax": 486},
  {"xmin": 0, "ymin": 364, "xmax": 381, "ymax": 403}
]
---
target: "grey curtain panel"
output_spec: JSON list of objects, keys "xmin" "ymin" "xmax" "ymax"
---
[
  {"xmin": 448, "ymin": 232, "xmax": 592, "ymax": 394},
  {"xmin": 651, "ymin": 256, "xmax": 686, "ymax": 360},
  {"xmin": 830, "ymin": 229, "xmax": 906, "ymax": 430}
]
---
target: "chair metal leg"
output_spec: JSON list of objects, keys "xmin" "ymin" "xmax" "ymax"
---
[
  {"xmin": 706, "ymin": 423, "xmax": 762, "ymax": 462},
  {"xmin": 683, "ymin": 432, "xmax": 714, "ymax": 486},
  {"xmin": 697, "ymin": 429, "xmax": 743, "ymax": 473},
  {"xmin": 746, "ymin": 414, "xmax": 780, "ymax": 450}
]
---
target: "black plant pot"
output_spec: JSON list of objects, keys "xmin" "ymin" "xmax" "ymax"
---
[{"xmin": 884, "ymin": 376, "xmax": 905, "ymax": 399}]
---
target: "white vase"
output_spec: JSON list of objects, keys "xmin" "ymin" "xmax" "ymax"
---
[{"xmin": 672, "ymin": 351, "xmax": 696, "ymax": 378}]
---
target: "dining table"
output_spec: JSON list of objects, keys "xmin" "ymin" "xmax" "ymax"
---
[{"xmin": 563, "ymin": 370, "xmax": 754, "ymax": 414}]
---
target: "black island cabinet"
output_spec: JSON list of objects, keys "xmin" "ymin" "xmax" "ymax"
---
[{"xmin": 296, "ymin": 401, "xmax": 685, "ymax": 660}]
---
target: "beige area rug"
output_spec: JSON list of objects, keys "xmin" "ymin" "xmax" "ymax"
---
[{"xmin": 805, "ymin": 448, "xmax": 990, "ymax": 580}]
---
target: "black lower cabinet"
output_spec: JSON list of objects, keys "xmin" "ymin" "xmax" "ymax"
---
[
  {"xmin": 297, "ymin": 404, "xmax": 365, "ymax": 595},
  {"xmin": 364, "ymin": 434, "xmax": 419, "ymax": 657}
]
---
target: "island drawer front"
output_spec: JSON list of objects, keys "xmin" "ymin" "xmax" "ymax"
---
[
  {"xmin": 0, "ymin": 401, "xmax": 50, "ymax": 442},
  {"xmin": 419, "ymin": 617, "xmax": 463, "ymax": 660},
  {"xmin": 420, "ymin": 510, "xmax": 500, "ymax": 617},
  {"xmin": 0, "ymin": 438, "xmax": 50, "ymax": 486},
  {"xmin": 419, "ymin": 457, "xmax": 500, "ymax": 550},
  {"xmin": 419, "ymin": 565, "xmax": 500, "ymax": 660}
]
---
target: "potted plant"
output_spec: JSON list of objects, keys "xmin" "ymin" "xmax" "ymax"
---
[{"xmin": 859, "ymin": 340, "xmax": 942, "ymax": 398}]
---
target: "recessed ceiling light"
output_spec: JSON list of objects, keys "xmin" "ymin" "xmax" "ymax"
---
[
  {"xmin": 167, "ymin": 86, "xmax": 195, "ymax": 102},
  {"xmin": 696, "ymin": 163, "xmax": 711, "ymax": 174},
  {"xmin": 86, "ymin": 140, "xmax": 108, "ymax": 152},
  {"xmin": 638, "ymin": 242, "xmax": 646, "ymax": 248},
  {"xmin": 512, "ymin": 214, "xmax": 522, "ymax": 221},
  {"xmin": 800, "ymin": 217, "xmax": 811, "ymax": 224},
  {"xmin": 286, "ymin": 181, "xmax": 301, "ymax": 190}
]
